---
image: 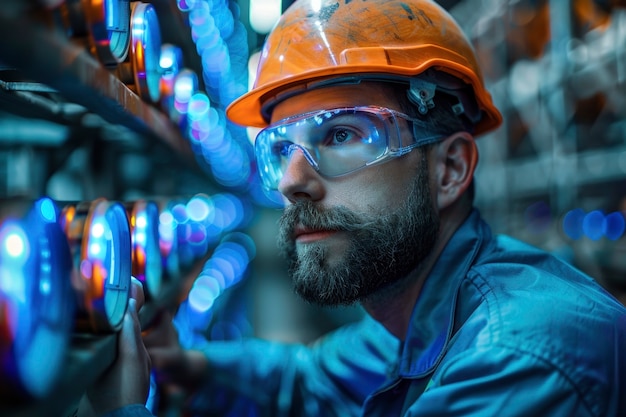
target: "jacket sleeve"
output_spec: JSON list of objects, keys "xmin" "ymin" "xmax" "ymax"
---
[
  {"xmin": 405, "ymin": 345, "xmax": 597, "ymax": 417},
  {"xmin": 187, "ymin": 313, "xmax": 399, "ymax": 417},
  {"xmin": 100, "ymin": 404, "xmax": 154, "ymax": 417}
]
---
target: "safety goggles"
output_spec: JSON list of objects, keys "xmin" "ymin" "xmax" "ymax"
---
[{"xmin": 255, "ymin": 106, "xmax": 442, "ymax": 190}]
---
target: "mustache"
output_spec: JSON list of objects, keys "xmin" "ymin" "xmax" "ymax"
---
[{"xmin": 277, "ymin": 200, "xmax": 371, "ymax": 238}]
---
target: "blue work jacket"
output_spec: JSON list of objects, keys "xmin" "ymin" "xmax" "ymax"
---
[{"xmin": 107, "ymin": 209, "xmax": 626, "ymax": 417}]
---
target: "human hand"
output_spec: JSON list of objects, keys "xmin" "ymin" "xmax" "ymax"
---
[
  {"xmin": 78, "ymin": 278, "xmax": 152, "ymax": 416},
  {"xmin": 142, "ymin": 310, "xmax": 208, "ymax": 390}
]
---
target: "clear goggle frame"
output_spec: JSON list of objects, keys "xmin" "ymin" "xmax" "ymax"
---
[{"xmin": 255, "ymin": 106, "xmax": 442, "ymax": 190}]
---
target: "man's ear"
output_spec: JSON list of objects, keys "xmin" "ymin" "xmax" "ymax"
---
[{"xmin": 432, "ymin": 131, "xmax": 478, "ymax": 210}]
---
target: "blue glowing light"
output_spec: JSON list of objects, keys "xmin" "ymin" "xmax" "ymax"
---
[
  {"xmin": 187, "ymin": 93, "xmax": 211, "ymax": 121},
  {"xmin": 195, "ymin": 274, "xmax": 221, "ymax": 299},
  {"xmin": 177, "ymin": 0, "xmax": 200, "ymax": 12},
  {"xmin": 208, "ymin": 256, "xmax": 235, "ymax": 287},
  {"xmin": 0, "ymin": 222, "xmax": 28, "ymax": 306},
  {"xmin": 135, "ymin": 231, "xmax": 147, "ymax": 245},
  {"xmin": 171, "ymin": 203, "xmax": 189, "ymax": 224},
  {"xmin": 200, "ymin": 124, "xmax": 225, "ymax": 152},
  {"xmin": 188, "ymin": 285, "xmax": 216, "ymax": 312},
  {"xmin": 562, "ymin": 208, "xmax": 586, "ymax": 240},
  {"xmin": 40, "ymin": 278, "xmax": 51, "ymax": 295},
  {"xmin": 174, "ymin": 70, "xmax": 199, "ymax": 105},
  {"xmin": 217, "ymin": 241, "xmax": 250, "ymax": 266},
  {"xmin": 184, "ymin": 222, "xmax": 208, "ymax": 245},
  {"xmin": 177, "ymin": 0, "xmax": 254, "ymax": 195},
  {"xmin": 159, "ymin": 44, "xmax": 183, "ymax": 75},
  {"xmin": 196, "ymin": 29, "xmax": 222, "ymax": 57},
  {"xmin": 91, "ymin": 221, "xmax": 105, "ymax": 239},
  {"xmin": 213, "ymin": 248, "xmax": 245, "ymax": 280},
  {"xmin": 136, "ymin": 213, "xmax": 147, "ymax": 229},
  {"xmin": 189, "ymin": 5, "xmax": 213, "ymax": 31},
  {"xmin": 582, "ymin": 210, "xmax": 605, "ymax": 241},
  {"xmin": 201, "ymin": 267, "xmax": 226, "ymax": 289},
  {"xmin": 159, "ymin": 223, "xmax": 174, "ymax": 245},
  {"xmin": 223, "ymin": 232, "xmax": 256, "ymax": 260},
  {"xmin": 38, "ymin": 198, "xmax": 57, "ymax": 223},
  {"xmin": 160, "ymin": 210, "xmax": 174, "ymax": 227},
  {"xmin": 213, "ymin": 4, "xmax": 234, "ymax": 39},
  {"xmin": 604, "ymin": 212, "xmax": 625, "ymax": 241},
  {"xmin": 105, "ymin": 0, "xmax": 116, "ymax": 29},
  {"xmin": 214, "ymin": 193, "xmax": 245, "ymax": 230},
  {"xmin": 5, "ymin": 232, "xmax": 27, "ymax": 260},
  {"xmin": 89, "ymin": 242, "xmax": 102, "ymax": 258},
  {"xmin": 186, "ymin": 195, "xmax": 212, "ymax": 222}
]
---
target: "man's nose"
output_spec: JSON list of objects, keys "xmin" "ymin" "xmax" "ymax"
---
[{"xmin": 277, "ymin": 146, "xmax": 324, "ymax": 203}]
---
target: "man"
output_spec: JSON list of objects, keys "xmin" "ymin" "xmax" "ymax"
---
[{"xmin": 85, "ymin": 1, "xmax": 626, "ymax": 416}]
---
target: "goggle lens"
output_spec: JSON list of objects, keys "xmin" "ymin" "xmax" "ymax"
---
[{"xmin": 255, "ymin": 106, "xmax": 437, "ymax": 190}]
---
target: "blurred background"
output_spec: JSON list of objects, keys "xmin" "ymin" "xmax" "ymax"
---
[{"xmin": 1, "ymin": 0, "xmax": 626, "ymax": 415}]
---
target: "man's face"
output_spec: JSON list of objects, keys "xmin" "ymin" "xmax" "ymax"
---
[
  {"xmin": 277, "ymin": 160, "xmax": 439, "ymax": 306},
  {"xmin": 269, "ymin": 83, "xmax": 440, "ymax": 306}
]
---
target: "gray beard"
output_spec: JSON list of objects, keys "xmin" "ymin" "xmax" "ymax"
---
[{"xmin": 276, "ymin": 158, "xmax": 439, "ymax": 306}]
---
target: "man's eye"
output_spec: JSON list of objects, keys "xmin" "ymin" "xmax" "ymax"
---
[
  {"xmin": 329, "ymin": 128, "xmax": 358, "ymax": 145},
  {"xmin": 272, "ymin": 141, "xmax": 292, "ymax": 157}
]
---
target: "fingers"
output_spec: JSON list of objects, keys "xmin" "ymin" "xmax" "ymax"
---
[
  {"xmin": 122, "ymin": 298, "xmax": 150, "ymax": 367},
  {"xmin": 130, "ymin": 276, "xmax": 145, "ymax": 311},
  {"xmin": 83, "ymin": 296, "xmax": 152, "ymax": 415},
  {"xmin": 125, "ymin": 298, "xmax": 140, "ymax": 339},
  {"xmin": 120, "ymin": 297, "xmax": 152, "ymax": 404}
]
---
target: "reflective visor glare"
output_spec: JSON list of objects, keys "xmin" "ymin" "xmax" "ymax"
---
[{"xmin": 255, "ymin": 108, "xmax": 392, "ymax": 189}]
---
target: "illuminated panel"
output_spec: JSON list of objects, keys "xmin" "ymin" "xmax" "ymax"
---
[
  {"xmin": 0, "ymin": 198, "xmax": 74, "ymax": 399},
  {"xmin": 130, "ymin": 1, "xmax": 163, "ymax": 103},
  {"xmin": 60, "ymin": 199, "xmax": 131, "ymax": 333},
  {"xmin": 125, "ymin": 200, "xmax": 162, "ymax": 300}
]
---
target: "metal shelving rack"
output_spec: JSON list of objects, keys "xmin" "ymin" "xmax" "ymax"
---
[
  {"xmin": 0, "ymin": 3, "xmax": 194, "ymax": 159},
  {"xmin": 0, "ymin": 1, "xmax": 210, "ymax": 415}
]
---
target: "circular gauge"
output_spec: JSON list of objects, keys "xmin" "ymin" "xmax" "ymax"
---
[
  {"xmin": 85, "ymin": 0, "xmax": 131, "ymax": 66},
  {"xmin": 60, "ymin": 199, "xmax": 131, "ymax": 333},
  {"xmin": 126, "ymin": 200, "xmax": 163, "ymax": 300},
  {"xmin": 130, "ymin": 1, "xmax": 163, "ymax": 103},
  {"xmin": 0, "ymin": 197, "xmax": 75, "ymax": 400}
]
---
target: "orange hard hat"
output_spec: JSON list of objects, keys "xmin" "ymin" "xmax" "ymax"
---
[{"xmin": 226, "ymin": 0, "xmax": 502, "ymax": 136}]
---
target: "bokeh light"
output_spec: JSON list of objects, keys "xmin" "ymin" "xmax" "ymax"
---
[{"xmin": 562, "ymin": 208, "xmax": 626, "ymax": 241}]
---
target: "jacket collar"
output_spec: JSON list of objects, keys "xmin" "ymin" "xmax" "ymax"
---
[{"xmin": 398, "ymin": 209, "xmax": 490, "ymax": 377}]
